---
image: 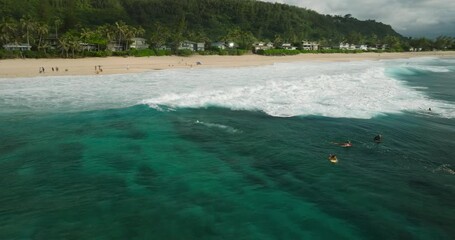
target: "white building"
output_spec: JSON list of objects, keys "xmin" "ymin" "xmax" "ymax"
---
[
  {"xmin": 178, "ymin": 41, "xmax": 205, "ymax": 51},
  {"xmin": 3, "ymin": 43, "xmax": 32, "ymax": 51},
  {"xmin": 107, "ymin": 42, "xmax": 124, "ymax": 52},
  {"xmin": 336, "ymin": 42, "xmax": 350, "ymax": 50},
  {"xmin": 282, "ymin": 43, "xmax": 297, "ymax": 50},
  {"xmin": 130, "ymin": 38, "xmax": 149, "ymax": 50},
  {"xmin": 301, "ymin": 41, "xmax": 319, "ymax": 51},
  {"xmin": 211, "ymin": 42, "xmax": 226, "ymax": 50},
  {"xmin": 252, "ymin": 42, "xmax": 274, "ymax": 51},
  {"xmin": 80, "ymin": 43, "xmax": 97, "ymax": 51},
  {"xmin": 355, "ymin": 45, "xmax": 368, "ymax": 51}
]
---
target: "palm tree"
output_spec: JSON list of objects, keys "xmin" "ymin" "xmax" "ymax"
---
[
  {"xmin": 97, "ymin": 24, "xmax": 116, "ymax": 50},
  {"xmin": 68, "ymin": 35, "xmax": 81, "ymax": 58},
  {"xmin": 114, "ymin": 21, "xmax": 127, "ymax": 50},
  {"xmin": 36, "ymin": 23, "xmax": 49, "ymax": 52},
  {"xmin": 123, "ymin": 25, "xmax": 144, "ymax": 50},
  {"xmin": 20, "ymin": 15, "xmax": 36, "ymax": 46},
  {"xmin": 58, "ymin": 34, "xmax": 71, "ymax": 58},
  {"xmin": 53, "ymin": 17, "xmax": 62, "ymax": 38},
  {"xmin": 150, "ymin": 23, "xmax": 170, "ymax": 49}
]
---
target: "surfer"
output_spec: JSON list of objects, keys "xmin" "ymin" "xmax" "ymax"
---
[
  {"xmin": 332, "ymin": 140, "xmax": 352, "ymax": 147},
  {"xmin": 329, "ymin": 154, "xmax": 338, "ymax": 163},
  {"xmin": 374, "ymin": 134, "xmax": 382, "ymax": 143}
]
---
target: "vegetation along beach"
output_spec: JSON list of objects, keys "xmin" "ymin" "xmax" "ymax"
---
[{"xmin": 0, "ymin": 0, "xmax": 454, "ymax": 239}]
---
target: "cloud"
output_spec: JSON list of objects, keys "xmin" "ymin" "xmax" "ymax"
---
[{"xmin": 259, "ymin": 0, "xmax": 455, "ymax": 37}]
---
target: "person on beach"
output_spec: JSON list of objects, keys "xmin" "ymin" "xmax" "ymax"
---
[
  {"xmin": 374, "ymin": 134, "xmax": 382, "ymax": 143},
  {"xmin": 56, "ymin": 67, "xmax": 59, "ymax": 72}
]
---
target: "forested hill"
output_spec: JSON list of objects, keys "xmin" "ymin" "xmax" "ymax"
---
[{"xmin": 0, "ymin": 0, "xmax": 401, "ymax": 43}]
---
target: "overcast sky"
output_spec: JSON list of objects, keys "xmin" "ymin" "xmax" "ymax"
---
[{"xmin": 260, "ymin": 0, "xmax": 455, "ymax": 38}]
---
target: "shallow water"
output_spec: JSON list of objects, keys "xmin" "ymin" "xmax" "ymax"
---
[{"xmin": 0, "ymin": 58, "xmax": 454, "ymax": 239}]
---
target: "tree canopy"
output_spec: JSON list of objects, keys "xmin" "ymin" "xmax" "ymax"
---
[{"xmin": 0, "ymin": 0, "xmax": 402, "ymax": 44}]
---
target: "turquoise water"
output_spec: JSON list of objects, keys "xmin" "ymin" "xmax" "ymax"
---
[{"xmin": 0, "ymin": 58, "xmax": 454, "ymax": 239}]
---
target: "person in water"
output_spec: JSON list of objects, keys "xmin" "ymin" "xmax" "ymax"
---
[
  {"xmin": 374, "ymin": 134, "xmax": 382, "ymax": 143},
  {"xmin": 341, "ymin": 140, "xmax": 352, "ymax": 147},
  {"xmin": 332, "ymin": 140, "xmax": 352, "ymax": 147}
]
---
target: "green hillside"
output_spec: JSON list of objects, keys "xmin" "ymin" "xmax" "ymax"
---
[{"xmin": 0, "ymin": 0, "xmax": 401, "ymax": 44}]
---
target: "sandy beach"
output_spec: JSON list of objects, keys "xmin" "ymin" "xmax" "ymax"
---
[{"xmin": 1, "ymin": 51, "xmax": 454, "ymax": 78}]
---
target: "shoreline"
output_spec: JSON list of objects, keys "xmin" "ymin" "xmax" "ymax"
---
[{"xmin": 1, "ymin": 51, "xmax": 455, "ymax": 79}]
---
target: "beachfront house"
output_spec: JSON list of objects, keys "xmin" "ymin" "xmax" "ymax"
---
[
  {"xmin": 355, "ymin": 45, "xmax": 368, "ymax": 51},
  {"xmin": 335, "ymin": 42, "xmax": 357, "ymax": 50},
  {"xmin": 45, "ymin": 34, "xmax": 59, "ymax": 50},
  {"xmin": 178, "ymin": 41, "xmax": 205, "ymax": 51},
  {"xmin": 3, "ymin": 43, "xmax": 32, "ymax": 51},
  {"xmin": 157, "ymin": 45, "xmax": 171, "ymax": 51},
  {"xmin": 211, "ymin": 41, "xmax": 237, "ymax": 50},
  {"xmin": 211, "ymin": 42, "xmax": 226, "ymax": 50},
  {"xmin": 301, "ymin": 41, "xmax": 319, "ymax": 51},
  {"xmin": 409, "ymin": 47, "xmax": 423, "ymax": 52},
  {"xmin": 130, "ymin": 38, "xmax": 149, "ymax": 50},
  {"xmin": 252, "ymin": 42, "xmax": 274, "ymax": 52},
  {"xmin": 282, "ymin": 43, "xmax": 297, "ymax": 50},
  {"xmin": 80, "ymin": 43, "xmax": 97, "ymax": 51},
  {"xmin": 196, "ymin": 42, "xmax": 205, "ymax": 51},
  {"xmin": 379, "ymin": 44, "xmax": 387, "ymax": 50},
  {"xmin": 107, "ymin": 42, "xmax": 124, "ymax": 52},
  {"xmin": 368, "ymin": 46, "xmax": 378, "ymax": 51}
]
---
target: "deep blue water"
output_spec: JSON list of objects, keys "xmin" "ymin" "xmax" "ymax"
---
[{"xmin": 0, "ymin": 58, "xmax": 454, "ymax": 239}]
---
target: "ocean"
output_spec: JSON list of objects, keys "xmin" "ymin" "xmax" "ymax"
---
[{"xmin": 0, "ymin": 57, "xmax": 454, "ymax": 239}]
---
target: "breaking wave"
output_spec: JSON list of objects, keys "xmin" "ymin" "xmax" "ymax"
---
[{"xmin": 1, "ymin": 58, "xmax": 454, "ymax": 119}]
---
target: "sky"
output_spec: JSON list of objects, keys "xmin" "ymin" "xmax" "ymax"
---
[{"xmin": 260, "ymin": 0, "xmax": 455, "ymax": 38}]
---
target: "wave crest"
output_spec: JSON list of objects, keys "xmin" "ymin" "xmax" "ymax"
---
[{"xmin": 142, "ymin": 67, "xmax": 454, "ymax": 119}]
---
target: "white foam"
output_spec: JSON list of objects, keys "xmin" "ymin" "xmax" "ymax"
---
[
  {"xmin": 141, "ymin": 63, "xmax": 455, "ymax": 119},
  {"xmin": 409, "ymin": 65, "xmax": 451, "ymax": 73},
  {"xmin": 195, "ymin": 120, "xmax": 241, "ymax": 133},
  {"xmin": 1, "ymin": 59, "xmax": 454, "ymax": 119},
  {"xmin": 433, "ymin": 164, "xmax": 455, "ymax": 175}
]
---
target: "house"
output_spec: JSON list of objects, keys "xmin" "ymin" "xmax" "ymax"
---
[
  {"xmin": 211, "ymin": 42, "xmax": 226, "ymax": 50},
  {"xmin": 252, "ymin": 42, "xmax": 274, "ymax": 52},
  {"xmin": 374, "ymin": 44, "xmax": 387, "ymax": 50},
  {"xmin": 3, "ymin": 43, "xmax": 32, "ymax": 51},
  {"xmin": 409, "ymin": 47, "xmax": 422, "ymax": 52},
  {"xmin": 282, "ymin": 43, "xmax": 297, "ymax": 50},
  {"xmin": 157, "ymin": 45, "xmax": 171, "ymax": 51},
  {"xmin": 211, "ymin": 41, "xmax": 237, "ymax": 50},
  {"xmin": 45, "ymin": 34, "xmax": 59, "ymax": 50},
  {"xmin": 334, "ymin": 42, "xmax": 356, "ymax": 50},
  {"xmin": 130, "ymin": 38, "xmax": 149, "ymax": 50},
  {"xmin": 178, "ymin": 41, "xmax": 205, "ymax": 51},
  {"xmin": 196, "ymin": 42, "xmax": 205, "ymax": 51},
  {"xmin": 80, "ymin": 43, "xmax": 97, "ymax": 51},
  {"xmin": 301, "ymin": 41, "xmax": 319, "ymax": 51},
  {"xmin": 107, "ymin": 42, "xmax": 124, "ymax": 52},
  {"xmin": 355, "ymin": 45, "xmax": 368, "ymax": 51}
]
